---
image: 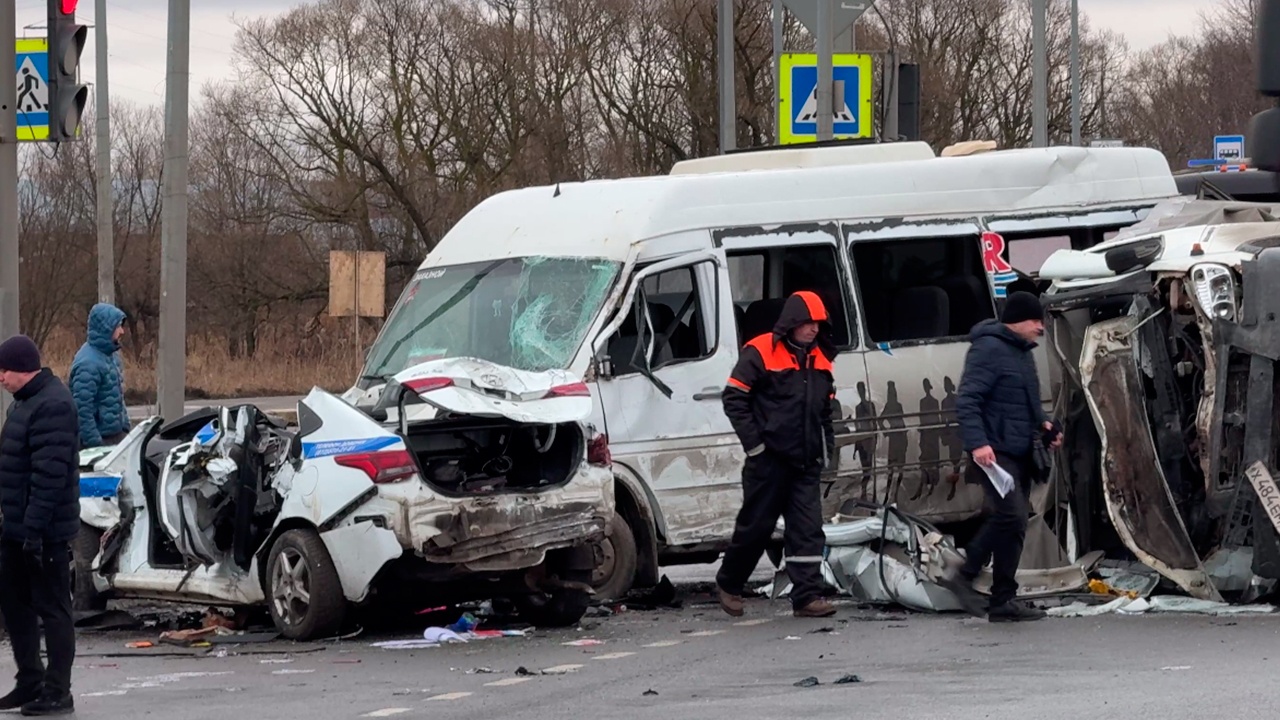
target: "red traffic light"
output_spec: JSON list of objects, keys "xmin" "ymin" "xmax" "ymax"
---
[{"xmin": 60, "ymin": 0, "xmax": 77, "ymax": 14}]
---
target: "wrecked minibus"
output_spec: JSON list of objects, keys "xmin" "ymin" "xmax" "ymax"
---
[
  {"xmin": 1039, "ymin": 199, "xmax": 1280, "ymax": 602},
  {"xmin": 343, "ymin": 141, "xmax": 1183, "ymax": 602},
  {"xmin": 74, "ymin": 359, "xmax": 615, "ymax": 640}
]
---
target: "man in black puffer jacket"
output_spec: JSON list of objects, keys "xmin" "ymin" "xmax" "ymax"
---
[
  {"xmin": 942, "ymin": 292, "xmax": 1062, "ymax": 623},
  {"xmin": 716, "ymin": 291, "xmax": 838, "ymax": 619},
  {"xmin": 0, "ymin": 335, "xmax": 80, "ymax": 716}
]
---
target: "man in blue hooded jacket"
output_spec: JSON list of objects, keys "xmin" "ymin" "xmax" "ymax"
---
[{"xmin": 68, "ymin": 303, "xmax": 129, "ymax": 448}]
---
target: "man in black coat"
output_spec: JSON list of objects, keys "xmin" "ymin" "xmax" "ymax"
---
[
  {"xmin": 0, "ymin": 335, "xmax": 81, "ymax": 715},
  {"xmin": 716, "ymin": 291, "xmax": 838, "ymax": 619},
  {"xmin": 942, "ymin": 292, "xmax": 1062, "ymax": 623}
]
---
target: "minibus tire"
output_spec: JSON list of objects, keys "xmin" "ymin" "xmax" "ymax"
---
[{"xmin": 591, "ymin": 517, "xmax": 637, "ymax": 602}]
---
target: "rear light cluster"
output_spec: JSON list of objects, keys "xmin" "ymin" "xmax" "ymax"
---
[
  {"xmin": 588, "ymin": 433, "xmax": 612, "ymax": 467},
  {"xmin": 403, "ymin": 376, "xmax": 590, "ymax": 400},
  {"xmin": 335, "ymin": 449, "xmax": 418, "ymax": 484}
]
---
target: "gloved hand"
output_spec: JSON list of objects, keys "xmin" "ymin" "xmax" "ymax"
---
[{"xmin": 21, "ymin": 537, "xmax": 42, "ymax": 562}]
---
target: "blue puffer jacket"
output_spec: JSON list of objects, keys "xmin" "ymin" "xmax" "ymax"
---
[
  {"xmin": 69, "ymin": 303, "xmax": 129, "ymax": 448},
  {"xmin": 955, "ymin": 319, "xmax": 1048, "ymax": 458}
]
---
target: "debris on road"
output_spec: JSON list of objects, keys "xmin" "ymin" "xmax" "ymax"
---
[
  {"xmin": 834, "ymin": 674, "xmax": 862, "ymax": 685},
  {"xmin": 643, "ymin": 689, "xmax": 659, "ymax": 696},
  {"xmin": 563, "ymin": 639, "xmax": 604, "ymax": 647},
  {"xmin": 794, "ymin": 677, "xmax": 820, "ymax": 688},
  {"xmin": 1047, "ymin": 595, "xmax": 1277, "ymax": 617}
]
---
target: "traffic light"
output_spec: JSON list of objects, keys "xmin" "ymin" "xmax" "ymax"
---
[{"xmin": 47, "ymin": 0, "xmax": 88, "ymax": 142}]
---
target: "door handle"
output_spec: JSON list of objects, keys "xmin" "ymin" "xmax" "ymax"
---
[{"xmin": 693, "ymin": 387, "xmax": 722, "ymax": 401}]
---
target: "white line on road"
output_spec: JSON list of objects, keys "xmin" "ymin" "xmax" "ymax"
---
[
  {"xmin": 540, "ymin": 664, "xmax": 584, "ymax": 674},
  {"xmin": 362, "ymin": 709, "xmax": 412, "ymax": 718},
  {"xmin": 734, "ymin": 619, "xmax": 773, "ymax": 626},
  {"xmin": 643, "ymin": 640, "xmax": 683, "ymax": 648},
  {"xmin": 592, "ymin": 652, "xmax": 636, "ymax": 660},
  {"xmin": 484, "ymin": 677, "xmax": 533, "ymax": 687},
  {"xmin": 427, "ymin": 692, "xmax": 473, "ymax": 701},
  {"xmin": 686, "ymin": 630, "xmax": 725, "ymax": 637}
]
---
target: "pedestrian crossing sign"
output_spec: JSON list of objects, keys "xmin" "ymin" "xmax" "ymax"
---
[
  {"xmin": 778, "ymin": 53, "xmax": 874, "ymax": 145},
  {"xmin": 14, "ymin": 38, "xmax": 50, "ymax": 142}
]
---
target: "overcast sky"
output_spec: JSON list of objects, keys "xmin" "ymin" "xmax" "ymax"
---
[{"xmin": 13, "ymin": 0, "xmax": 1212, "ymax": 108}]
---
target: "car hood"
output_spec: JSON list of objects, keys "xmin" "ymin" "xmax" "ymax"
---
[{"xmin": 392, "ymin": 357, "xmax": 592, "ymax": 425}]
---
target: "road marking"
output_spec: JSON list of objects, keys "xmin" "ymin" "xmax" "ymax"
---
[
  {"xmin": 362, "ymin": 710, "xmax": 412, "ymax": 718},
  {"xmin": 734, "ymin": 618, "xmax": 773, "ymax": 626},
  {"xmin": 592, "ymin": 652, "xmax": 636, "ymax": 660},
  {"xmin": 643, "ymin": 640, "xmax": 683, "ymax": 648},
  {"xmin": 427, "ymin": 692, "xmax": 473, "ymax": 701},
  {"xmin": 686, "ymin": 630, "xmax": 725, "ymax": 637},
  {"xmin": 484, "ymin": 677, "xmax": 533, "ymax": 687},
  {"xmin": 541, "ymin": 664, "xmax": 584, "ymax": 674}
]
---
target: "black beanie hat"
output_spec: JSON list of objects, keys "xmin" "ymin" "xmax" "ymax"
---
[
  {"xmin": 1001, "ymin": 291, "xmax": 1044, "ymax": 325},
  {"xmin": 0, "ymin": 335, "xmax": 41, "ymax": 373}
]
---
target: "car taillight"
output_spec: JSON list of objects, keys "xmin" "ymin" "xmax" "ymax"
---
[
  {"xmin": 404, "ymin": 377, "xmax": 454, "ymax": 394},
  {"xmin": 545, "ymin": 382, "xmax": 590, "ymax": 398},
  {"xmin": 588, "ymin": 433, "xmax": 611, "ymax": 467},
  {"xmin": 335, "ymin": 449, "xmax": 418, "ymax": 484}
]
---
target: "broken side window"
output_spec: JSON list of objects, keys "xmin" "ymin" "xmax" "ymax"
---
[
  {"xmin": 727, "ymin": 245, "xmax": 852, "ymax": 347},
  {"xmin": 850, "ymin": 235, "xmax": 995, "ymax": 343},
  {"xmin": 364, "ymin": 257, "xmax": 621, "ymax": 377},
  {"xmin": 606, "ymin": 263, "xmax": 715, "ymax": 376}
]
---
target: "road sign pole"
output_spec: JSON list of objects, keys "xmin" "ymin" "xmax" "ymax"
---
[
  {"xmin": 772, "ymin": 0, "xmax": 782, "ymax": 143},
  {"xmin": 1032, "ymin": 0, "xmax": 1048, "ymax": 147},
  {"xmin": 885, "ymin": 50, "xmax": 899, "ymax": 141},
  {"xmin": 95, "ymin": 0, "xmax": 114, "ymax": 305},
  {"xmin": 1, "ymin": 0, "xmax": 18, "ymax": 417},
  {"xmin": 816, "ymin": 0, "xmax": 833, "ymax": 141},
  {"xmin": 1070, "ymin": 0, "xmax": 1081, "ymax": 146},
  {"xmin": 717, "ymin": 0, "xmax": 735, "ymax": 153},
  {"xmin": 158, "ymin": 0, "xmax": 190, "ymax": 421}
]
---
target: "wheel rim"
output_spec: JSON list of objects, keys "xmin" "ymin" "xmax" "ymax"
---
[
  {"xmin": 271, "ymin": 547, "xmax": 312, "ymax": 627},
  {"xmin": 591, "ymin": 536, "xmax": 617, "ymax": 588}
]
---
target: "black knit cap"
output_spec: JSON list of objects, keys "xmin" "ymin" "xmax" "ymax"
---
[
  {"xmin": 0, "ymin": 335, "xmax": 41, "ymax": 373},
  {"xmin": 1001, "ymin": 291, "xmax": 1044, "ymax": 325}
]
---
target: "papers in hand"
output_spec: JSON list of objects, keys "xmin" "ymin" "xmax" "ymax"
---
[{"xmin": 981, "ymin": 461, "xmax": 1016, "ymax": 498}]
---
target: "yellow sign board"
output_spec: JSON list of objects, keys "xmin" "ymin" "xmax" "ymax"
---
[
  {"xmin": 14, "ymin": 38, "xmax": 50, "ymax": 142},
  {"xmin": 777, "ymin": 53, "xmax": 874, "ymax": 145}
]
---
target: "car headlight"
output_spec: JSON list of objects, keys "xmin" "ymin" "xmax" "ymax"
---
[{"xmin": 1190, "ymin": 263, "xmax": 1238, "ymax": 322}]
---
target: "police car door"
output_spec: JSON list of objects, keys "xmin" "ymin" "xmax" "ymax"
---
[
  {"xmin": 592, "ymin": 249, "xmax": 744, "ymax": 548},
  {"xmin": 844, "ymin": 219, "xmax": 998, "ymax": 523}
]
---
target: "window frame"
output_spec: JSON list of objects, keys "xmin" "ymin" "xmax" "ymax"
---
[
  {"xmin": 609, "ymin": 258, "xmax": 721, "ymax": 377},
  {"xmin": 844, "ymin": 219, "xmax": 997, "ymax": 348},
  {"xmin": 713, "ymin": 223, "xmax": 860, "ymax": 350}
]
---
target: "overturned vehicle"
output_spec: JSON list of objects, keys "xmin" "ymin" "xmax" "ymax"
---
[
  {"xmin": 75, "ymin": 360, "xmax": 615, "ymax": 639},
  {"xmin": 1037, "ymin": 199, "xmax": 1280, "ymax": 602}
]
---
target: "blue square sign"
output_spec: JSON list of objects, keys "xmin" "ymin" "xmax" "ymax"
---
[{"xmin": 789, "ymin": 64, "xmax": 863, "ymax": 138}]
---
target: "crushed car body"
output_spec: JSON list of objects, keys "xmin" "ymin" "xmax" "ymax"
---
[
  {"xmin": 73, "ymin": 358, "xmax": 615, "ymax": 640},
  {"xmin": 1035, "ymin": 199, "xmax": 1280, "ymax": 603}
]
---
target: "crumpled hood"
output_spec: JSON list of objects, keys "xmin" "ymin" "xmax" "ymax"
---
[
  {"xmin": 969, "ymin": 318, "xmax": 1037, "ymax": 351},
  {"xmin": 87, "ymin": 303, "xmax": 126, "ymax": 355},
  {"xmin": 393, "ymin": 357, "xmax": 591, "ymax": 424}
]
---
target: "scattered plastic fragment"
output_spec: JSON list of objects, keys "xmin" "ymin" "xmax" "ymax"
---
[
  {"xmin": 794, "ymin": 677, "xmax": 820, "ymax": 688},
  {"xmin": 423, "ymin": 627, "xmax": 467, "ymax": 644},
  {"xmin": 448, "ymin": 613, "xmax": 480, "ymax": 633},
  {"xmin": 562, "ymin": 639, "xmax": 604, "ymax": 647},
  {"xmin": 466, "ymin": 668, "xmax": 494, "ymax": 675},
  {"xmin": 835, "ymin": 674, "xmax": 862, "ymax": 685},
  {"xmin": 125, "ymin": 641, "xmax": 153, "ymax": 649},
  {"xmin": 643, "ymin": 689, "xmax": 659, "ymax": 696},
  {"xmin": 515, "ymin": 667, "xmax": 535, "ymax": 676}
]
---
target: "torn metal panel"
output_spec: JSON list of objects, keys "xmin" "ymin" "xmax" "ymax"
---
[
  {"xmin": 394, "ymin": 358, "xmax": 592, "ymax": 424},
  {"xmin": 1080, "ymin": 316, "xmax": 1223, "ymax": 602},
  {"xmin": 321, "ymin": 522, "xmax": 404, "ymax": 603}
]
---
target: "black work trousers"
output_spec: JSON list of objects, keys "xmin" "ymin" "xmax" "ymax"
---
[
  {"xmin": 717, "ymin": 450, "xmax": 826, "ymax": 609},
  {"xmin": 960, "ymin": 453, "xmax": 1031, "ymax": 608},
  {"xmin": 0, "ymin": 540, "xmax": 76, "ymax": 696}
]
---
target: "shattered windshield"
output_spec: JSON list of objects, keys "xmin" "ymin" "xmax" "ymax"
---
[{"xmin": 364, "ymin": 257, "xmax": 621, "ymax": 377}]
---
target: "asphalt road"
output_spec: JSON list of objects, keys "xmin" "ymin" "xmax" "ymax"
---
[{"xmin": 13, "ymin": 566, "xmax": 1279, "ymax": 720}]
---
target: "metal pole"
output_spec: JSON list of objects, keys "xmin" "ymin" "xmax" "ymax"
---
[
  {"xmin": 885, "ymin": 51, "xmax": 899, "ymax": 141},
  {"xmin": 772, "ymin": 0, "xmax": 782, "ymax": 143},
  {"xmin": 1, "ymin": 0, "xmax": 17, "ymax": 417},
  {"xmin": 1070, "ymin": 0, "xmax": 1081, "ymax": 146},
  {"xmin": 95, "ymin": 0, "xmax": 114, "ymax": 304},
  {"xmin": 816, "ymin": 0, "xmax": 833, "ymax": 141},
  {"xmin": 158, "ymin": 0, "xmax": 190, "ymax": 421},
  {"xmin": 717, "ymin": 0, "xmax": 735, "ymax": 153},
  {"xmin": 1032, "ymin": 0, "xmax": 1048, "ymax": 147}
]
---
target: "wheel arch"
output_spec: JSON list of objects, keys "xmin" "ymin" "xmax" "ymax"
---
[{"xmin": 612, "ymin": 466, "xmax": 662, "ymax": 588}]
